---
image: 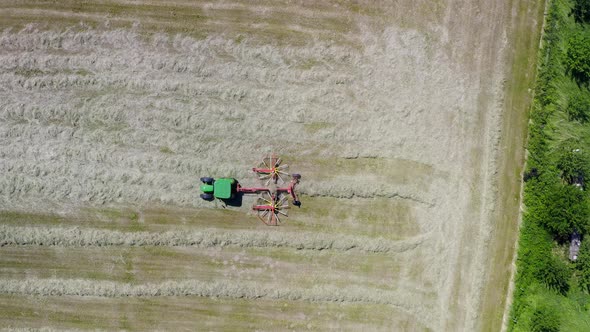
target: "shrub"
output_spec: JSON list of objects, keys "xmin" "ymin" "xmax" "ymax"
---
[
  {"xmin": 555, "ymin": 139, "xmax": 589, "ymax": 186},
  {"xmin": 538, "ymin": 256, "xmax": 570, "ymax": 295},
  {"xmin": 566, "ymin": 91, "xmax": 590, "ymax": 122},
  {"xmin": 530, "ymin": 305, "xmax": 560, "ymax": 332},
  {"xmin": 538, "ymin": 184, "xmax": 590, "ymax": 241}
]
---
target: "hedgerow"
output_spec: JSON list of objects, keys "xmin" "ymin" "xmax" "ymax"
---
[{"xmin": 510, "ymin": 0, "xmax": 590, "ymax": 330}]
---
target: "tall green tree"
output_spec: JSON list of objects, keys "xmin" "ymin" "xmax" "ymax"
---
[{"xmin": 573, "ymin": 0, "xmax": 590, "ymax": 23}]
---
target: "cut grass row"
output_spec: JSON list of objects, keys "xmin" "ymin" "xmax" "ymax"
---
[
  {"xmin": 0, "ymin": 224, "xmax": 427, "ymax": 254},
  {"xmin": 0, "ymin": 278, "xmax": 419, "ymax": 309}
]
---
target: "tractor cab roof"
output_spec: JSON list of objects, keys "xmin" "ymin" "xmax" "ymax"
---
[{"xmin": 214, "ymin": 178, "xmax": 236, "ymax": 199}]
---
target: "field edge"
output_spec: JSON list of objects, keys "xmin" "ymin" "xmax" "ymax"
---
[{"xmin": 477, "ymin": 0, "xmax": 547, "ymax": 331}]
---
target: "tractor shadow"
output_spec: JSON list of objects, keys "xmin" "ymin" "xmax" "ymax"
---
[{"xmin": 220, "ymin": 193, "xmax": 243, "ymax": 207}]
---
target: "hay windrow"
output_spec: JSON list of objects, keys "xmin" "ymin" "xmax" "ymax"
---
[
  {"xmin": 0, "ymin": 277, "xmax": 432, "ymax": 320},
  {"xmin": 0, "ymin": 225, "xmax": 427, "ymax": 254}
]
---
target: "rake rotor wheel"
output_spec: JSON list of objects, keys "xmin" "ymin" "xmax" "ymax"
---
[
  {"xmin": 255, "ymin": 192, "xmax": 290, "ymax": 226},
  {"xmin": 257, "ymin": 154, "xmax": 290, "ymax": 185}
]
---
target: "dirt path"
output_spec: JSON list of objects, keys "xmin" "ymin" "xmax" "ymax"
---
[{"xmin": 474, "ymin": 0, "xmax": 547, "ymax": 330}]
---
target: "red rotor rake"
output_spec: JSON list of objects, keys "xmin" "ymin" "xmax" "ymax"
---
[
  {"xmin": 252, "ymin": 192, "xmax": 290, "ymax": 226},
  {"xmin": 240, "ymin": 154, "xmax": 301, "ymax": 226},
  {"xmin": 253, "ymin": 155, "xmax": 290, "ymax": 186}
]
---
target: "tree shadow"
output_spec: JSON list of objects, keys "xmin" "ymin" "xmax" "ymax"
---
[{"xmin": 571, "ymin": 70, "xmax": 590, "ymax": 87}]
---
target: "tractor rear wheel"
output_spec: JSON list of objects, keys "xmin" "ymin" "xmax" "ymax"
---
[{"xmin": 200, "ymin": 193, "xmax": 214, "ymax": 200}]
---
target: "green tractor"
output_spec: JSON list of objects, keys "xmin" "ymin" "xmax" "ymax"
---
[{"xmin": 199, "ymin": 177, "xmax": 238, "ymax": 200}]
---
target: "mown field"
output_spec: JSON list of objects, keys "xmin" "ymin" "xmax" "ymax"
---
[{"xmin": 0, "ymin": 0, "xmax": 542, "ymax": 330}]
